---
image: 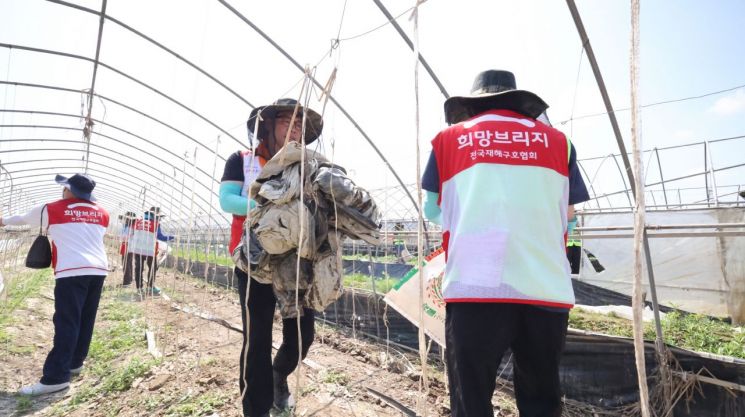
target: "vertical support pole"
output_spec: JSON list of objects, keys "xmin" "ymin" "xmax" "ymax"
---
[
  {"xmin": 642, "ymin": 229, "xmax": 672, "ymax": 414},
  {"xmin": 703, "ymin": 142, "xmax": 710, "ymax": 206},
  {"xmin": 654, "ymin": 148, "xmax": 669, "ymax": 209},
  {"xmin": 612, "ymin": 153, "xmax": 634, "ymax": 207},
  {"xmin": 706, "ymin": 140, "xmax": 719, "ymax": 207},
  {"xmin": 367, "ymin": 246, "xmax": 381, "ymax": 338}
]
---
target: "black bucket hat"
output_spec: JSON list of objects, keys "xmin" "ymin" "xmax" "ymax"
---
[
  {"xmin": 444, "ymin": 70, "xmax": 549, "ymax": 124},
  {"xmin": 145, "ymin": 206, "xmax": 166, "ymax": 217},
  {"xmin": 247, "ymin": 98, "xmax": 323, "ymax": 144},
  {"xmin": 118, "ymin": 211, "xmax": 137, "ymax": 220},
  {"xmin": 55, "ymin": 173, "xmax": 96, "ymax": 201}
]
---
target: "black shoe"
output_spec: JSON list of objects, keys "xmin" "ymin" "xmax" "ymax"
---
[{"xmin": 273, "ymin": 370, "xmax": 294, "ymax": 410}]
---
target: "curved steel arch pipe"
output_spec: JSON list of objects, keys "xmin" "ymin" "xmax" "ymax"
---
[
  {"xmin": 0, "ymin": 131, "xmax": 222, "ymax": 207},
  {"xmin": 0, "ymin": 144, "xmax": 230, "ymax": 225},
  {"xmin": 217, "ymin": 0, "xmax": 420, "ymax": 213},
  {"xmin": 0, "ymin": 164, "xmax": 225, "ymax": 229},
  {"xmin": 0, "ymin": 80, "xmax": 235, "ymax": 157},
  {"xmin": 0, "ymin": 109, "xmax": 226, "ymax": 179},
  {"xmin": 4, "ymin": 181, "xmax": 212, "ymax": 231},
  {"xmin": 370, "ymin": 0, "xmax": 449, "ymax": 99},
  {"xmin": 0, "ymin": 42, "xmax": 244, "ymax": 149},
  {"xmin": 44, "ymin": 0, "xmax": 256, "ymax": 110}
]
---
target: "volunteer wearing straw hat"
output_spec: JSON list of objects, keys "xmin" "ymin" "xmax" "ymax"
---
[
  {"xmin": 219, "ymin": 98, "xmax": 323, "ymax": 417},
  {"xmin": 1, "ymin": 174, "xmax": 109, "ymax": 396},
  {"xmin": 421, "ymin": 70, "xmax": 590, "ymax": 417}
]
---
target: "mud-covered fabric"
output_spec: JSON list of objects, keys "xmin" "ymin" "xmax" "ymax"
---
[{"xmin": 233, "ymin": 142, "xmax": 380, "ymax": 318}]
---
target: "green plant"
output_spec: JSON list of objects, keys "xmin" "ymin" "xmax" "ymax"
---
[
  {"xmin": 568, "ymin": 308, "xmax": 745, "ymax": 359},
  {"xmin": 0, "ymin": 269, "xmax": 52, "ymax": 329},
  {"xmin": 343, "ymin": 273, "xmax": 399, "ymax": 293},
  {"xmin": 15, "ymin": 394, "xmax": 33, "ymax": 412},
  {"xmin": 322, "ymin": 370, "xmax": 350, "ymax": 386},
  {"xmin": 172, "ymin": 248, "xmax": 233, "ymax": 267},
  {"xmin": 165, "ymin": 392, "xmax": 229, "ymax": 416},
  {"xmin": 658, "ymin": 311, "xmax": 745, "ymax": 358},
  {"xmin": 103, "ymin": 358, "xmax": 157, "ymax": 393}
]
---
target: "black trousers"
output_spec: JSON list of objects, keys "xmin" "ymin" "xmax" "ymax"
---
[
  {"xmin": 122, "ymin": 252, "xmax": 134, "ymax": 285},
  {"xmin": 236, "ymin": 267, "xmax": 315, "ymax": 417},
  {"xmin": 445, "ymin": 303, "xmax": 569, "ymax": 417},
  {"xmin": 567, "ymin": 245, "xmax": 582, "ymax": 274},
  {"xmin": 41, "ymin": 275, "xmax": 105, "ymax": 385},
  {"xmin": 134, "ymin": 254, "xmax": 157, "ymax": 289}
]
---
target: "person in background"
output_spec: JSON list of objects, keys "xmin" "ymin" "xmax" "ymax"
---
[
  {"xmin": 1, "ymin": 174, "xmax": 109, "ymax": 396},
  {"xmin": 566, "ymin": 212, "xmax": 582, "ymax": 274},
  {"xmin": 118, "ymin": 211, "xmax": 137, "ymax": 286},
  {"xmin": 421, "ymin": 70, "xmax": 590, "ymax": 417},
  {"xmin": 127, "ymin": 206, "xmax": 173, "ymax": 296},
  {"xmin": 392, "ymin": 222, "xmax": 406, "ymax": 263},
  {"xmin": 220, "ymin": 98, "xmax": 322, "ymax": 417}
]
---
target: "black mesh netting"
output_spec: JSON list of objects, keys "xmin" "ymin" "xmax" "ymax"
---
[{"xmin": 171, "ymin": 257, "xmax": 744, "ymax": 415}]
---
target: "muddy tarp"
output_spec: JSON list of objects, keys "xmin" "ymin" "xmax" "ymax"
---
[{"xmin": 342, "ymin": 260, "xmax": 413, "ymax": 278}]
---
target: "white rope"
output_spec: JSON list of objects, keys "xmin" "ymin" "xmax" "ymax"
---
[
  {"xmin": 630, "ymin": 1, "xmax": 651, "ymax": 417},
  {"xmin": 292, "ymin": 69, "xmax": 314, "ymax": 411},
  {"xmin": 239, "ymin": 101, "xmax": 260, "ymax": 406},
  {"xmin": 410, "ymin": 1, "xmax": 429, "ymax": 415}
]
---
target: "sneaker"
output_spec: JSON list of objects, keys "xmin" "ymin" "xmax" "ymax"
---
[
  {"xmin": 18, "ymin": 382, "xmax": 70, "ymax": 396},
  {"xmin": 70, "ymin": 365, "xmax": 84, "ymax": 375},
  {"xmin": 146, "ymin": 287, "xmax": 161, "ymax": 296},
  {"xmin": 273, "ymin": 371, "xmax": 294, "ymax": 410}
]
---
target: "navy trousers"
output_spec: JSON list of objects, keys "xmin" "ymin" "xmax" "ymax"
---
[
  {"xmin": 445, "ymin": 303, "xmax": 569, "ymax": 417},
  {"xmin": 235, "ymin": 267, "xmax": 315, "ymax": 417},
  {"xmin": 133, "ymin": 254, "xmax": 156, "ymax": 289},
  {"xmin": 121, "ymin": 252, "xmax": 134, "ymax": 285},
  {"xmin": 41, "ymin": 275, "xmax": 106, "ymax": 385}
]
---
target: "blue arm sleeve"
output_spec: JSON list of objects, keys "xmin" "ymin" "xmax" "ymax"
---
[
  {"xmin": 157, "ymin": 226, "xmax": 174, "ymax": 242},
  {"xmin": 423, "ymin": 191, "xmax": 442, "ymax": 225},
  {"xmin": 567, "ymin": 218, "xmax": 577, "ymax": 235},
  {"xmin": 219, "ymin": 182, "xmax": 256, "ymax": 216}
]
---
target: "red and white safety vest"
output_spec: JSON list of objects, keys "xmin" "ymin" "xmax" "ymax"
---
[{"xmin": 46, "ymin": 198, "xmax": 110, "ymax": 278}]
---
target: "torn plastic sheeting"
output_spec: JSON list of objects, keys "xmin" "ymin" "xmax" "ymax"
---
[{"xmin": 579, "ymin": 208, "xmax": 745, "ymax": 321}]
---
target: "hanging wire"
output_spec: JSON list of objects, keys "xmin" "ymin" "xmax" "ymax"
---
[
  {"xmin": 559, "ymin": 82, "xmax": 745, "ymax": 125},
  {"xmin": 0, "ymin": 48, "xmax": 12, "ymax": 145},
  {"xmin": 239, "ymin": 94, "xmax": 260, "ymax": 407},
  {"xmin": 338, "ymin": 1, "xmax": 429, "ymax": 42},
  {"xmin": 569, "ymin": 42, "xmax": 586, "ymax": 138},
  {"xmin": 291, "ymin": 69, "xmax": 314, "ymax": 409}
]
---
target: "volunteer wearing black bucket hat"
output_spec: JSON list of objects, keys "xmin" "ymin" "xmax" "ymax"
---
[
  {"xmin": 220, "ymin": 98, "xmax": 322, "ymax": 417},
  {"xmin": 421, "ymin": 70, "xmax": 590, "ymax": 417},
  {"xmin": 1, "ymin": 174, "xmax": 109, "ymax": 396}
]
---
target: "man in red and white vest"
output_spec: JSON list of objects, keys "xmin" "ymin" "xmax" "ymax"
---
[
  {"xmin": 127, "ymin": 206, "xmax": 173, "ymax": 296},
  {"xmin": 1, "ymin": 174, "xmax": 109, "ymax": 396},
  {"xmin": 422, "ymin": 70, "xmax": 590, "ymax": 416}
]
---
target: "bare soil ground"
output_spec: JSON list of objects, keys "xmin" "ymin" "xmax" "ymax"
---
[{"xmin": 0, "ymin": 266, "xmax": 518, "ymax": 417}]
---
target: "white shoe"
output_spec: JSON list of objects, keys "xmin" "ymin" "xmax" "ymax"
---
[
  {"xmin": 18, "ymin": 382, "xmax": 70, "ymax": 396},
  {"xmin": 70, "ymin": 365, "xmax": 84, "ymax": 375}
]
